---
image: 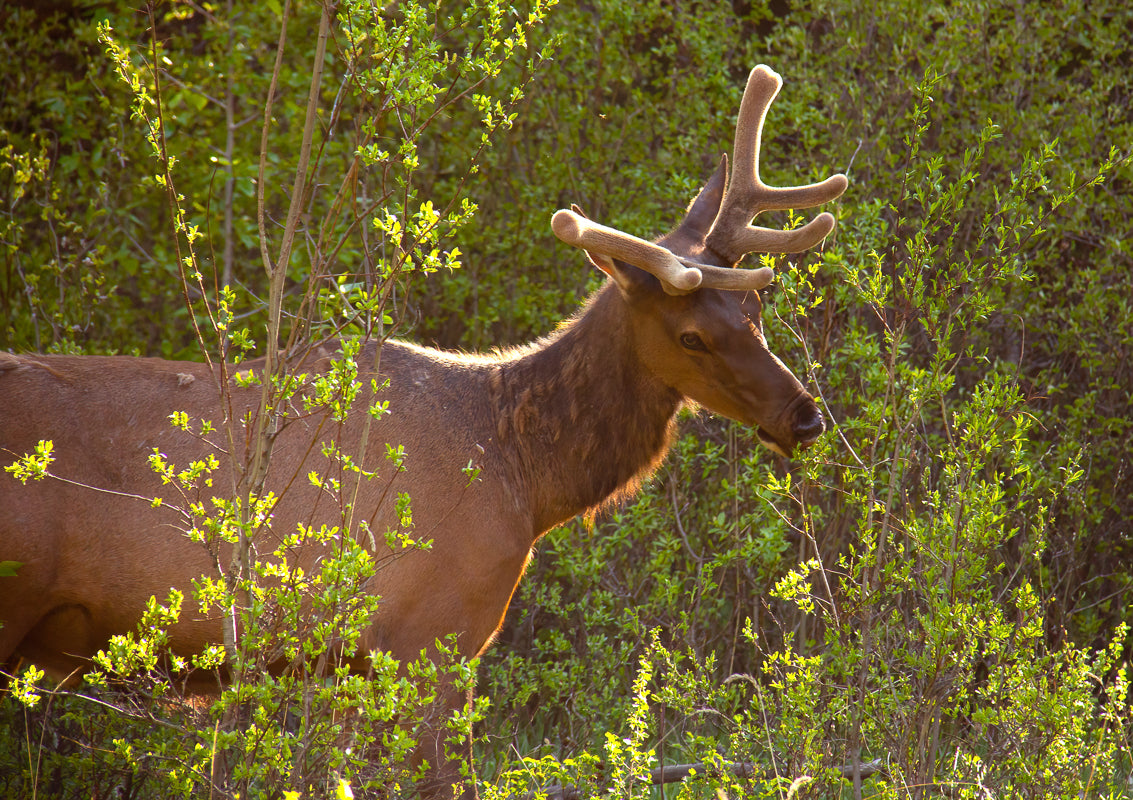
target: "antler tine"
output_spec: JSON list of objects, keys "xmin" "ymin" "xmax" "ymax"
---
[
  {"xmin": 684, "ymin": 259, "xmax": 775, "ymax": 292},
  {"xmin": 705, "ymin": 65, "xmax": 848, "ymax": 265},
  {"xmin": 551, "ymin": 208, "xmax": 703, "ymax": 295}
]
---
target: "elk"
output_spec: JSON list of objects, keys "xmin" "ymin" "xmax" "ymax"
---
[{"xmin": 0, "ymin": 66, "xmax": 846, "ymax": 797}]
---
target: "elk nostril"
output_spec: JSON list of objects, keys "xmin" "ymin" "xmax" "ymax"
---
[{"xmin": 794, "ymin": 408, "xmax": 825, "ymax": 443}]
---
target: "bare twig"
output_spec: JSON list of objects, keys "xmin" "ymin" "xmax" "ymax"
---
[{"xmin": 539, "ymin": 756, "xmax": 887, "ymax": 799}]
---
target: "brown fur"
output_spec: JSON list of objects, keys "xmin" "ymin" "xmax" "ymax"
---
[{"xmin": 0, "ymin": 66, "xmax": 843, "ymax": 798}]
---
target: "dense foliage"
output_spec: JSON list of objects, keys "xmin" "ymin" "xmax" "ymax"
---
[{"xmin": 1, "ymin": 0, "xmax": 1130, "ymax": 798}]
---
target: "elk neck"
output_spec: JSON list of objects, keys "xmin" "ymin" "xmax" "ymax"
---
[{"xmin": 488, "ymin": 282, "xmax": 683, "ymax": 537}]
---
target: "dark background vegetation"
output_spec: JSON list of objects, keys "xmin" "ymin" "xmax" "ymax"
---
[{"xmin": 2, "ymin": 0, "xmax": 1130, "ymax": 797}]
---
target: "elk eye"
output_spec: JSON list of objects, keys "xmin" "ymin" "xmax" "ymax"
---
[{"xmin": 679, "ymin": 332, "xmax": 707, "ymax": 352}]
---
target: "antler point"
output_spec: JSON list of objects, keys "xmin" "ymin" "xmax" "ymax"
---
[
  {"xmin": 551, "ymin": 208, "xmax": 582, "ymax": 243},
  {"xmin": 675, "ymin": 267, "xmax": 703, "ymax": 291},
  {"xmin": 749, "ymin": 64, "xmax": 783, "ymax": 91}
]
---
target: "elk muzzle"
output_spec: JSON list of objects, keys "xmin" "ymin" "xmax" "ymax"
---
[{"xmin": 756, "ymin": 393, "xmax": 825, "ymax": 457}]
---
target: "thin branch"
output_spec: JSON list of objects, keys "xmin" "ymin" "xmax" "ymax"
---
[{"xmin": 539, "ymin": 756, "xmax": 887, "ymax": 799}]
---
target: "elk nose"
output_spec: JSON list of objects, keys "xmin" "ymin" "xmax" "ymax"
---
[{"xmin": 794, "ymin": 405, "xmax": 826, "ymax": 445}]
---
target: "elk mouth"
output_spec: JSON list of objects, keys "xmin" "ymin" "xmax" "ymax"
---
[
  {"xmin": 756, "ymin": 427, "xmax": 793, "ymax": 458},
  {"xmin": 755, "ymin": 394, "xmax": 826, "ymax": 457}
]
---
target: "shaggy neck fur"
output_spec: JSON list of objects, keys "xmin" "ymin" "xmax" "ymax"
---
[{"xmin": 489, "ymin": 284, "xmax": 682, "ymax": 537}]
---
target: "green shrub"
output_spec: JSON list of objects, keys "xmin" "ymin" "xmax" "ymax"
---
[
  {"xmin": 2, "ymin": 0, "xmax": 1130, "ymax": 797},
  {"xmin": 476, "ymin": 0, "xmax": 1132, "ymax": 796}
]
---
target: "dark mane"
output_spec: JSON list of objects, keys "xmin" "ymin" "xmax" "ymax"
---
[{"xmin": 489, "ymin": 284, "xmax": 682, "ymax": 533}]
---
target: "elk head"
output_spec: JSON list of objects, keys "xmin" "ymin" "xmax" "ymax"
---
[{"xmin": 552, "ymin": 65, "xmax": 848, "ymax": 457}]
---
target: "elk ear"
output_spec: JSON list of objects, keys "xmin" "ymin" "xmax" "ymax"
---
[
  {"xmin": 569, "ymin": 204, "xmax": 651, "ymax": 294},
  {"xmin": 681, "ymin": 155, "xmax": 728, "ymax": 239},
  {"xmin": 584, "ymin": 250, "xmax": 617, "ymax": 276},
  {"xmin": 588, "ymin": 252, "xmax": 655, "ymax": 296}
]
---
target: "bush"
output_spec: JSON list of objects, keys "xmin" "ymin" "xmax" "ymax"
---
[
  {"xmin": 475, "ymin": 0, "xmax": 1132, "ymax": 796},
  {"xmin": 2, "ymin": 0, "xmax": 1130, "ymax": 798}
]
